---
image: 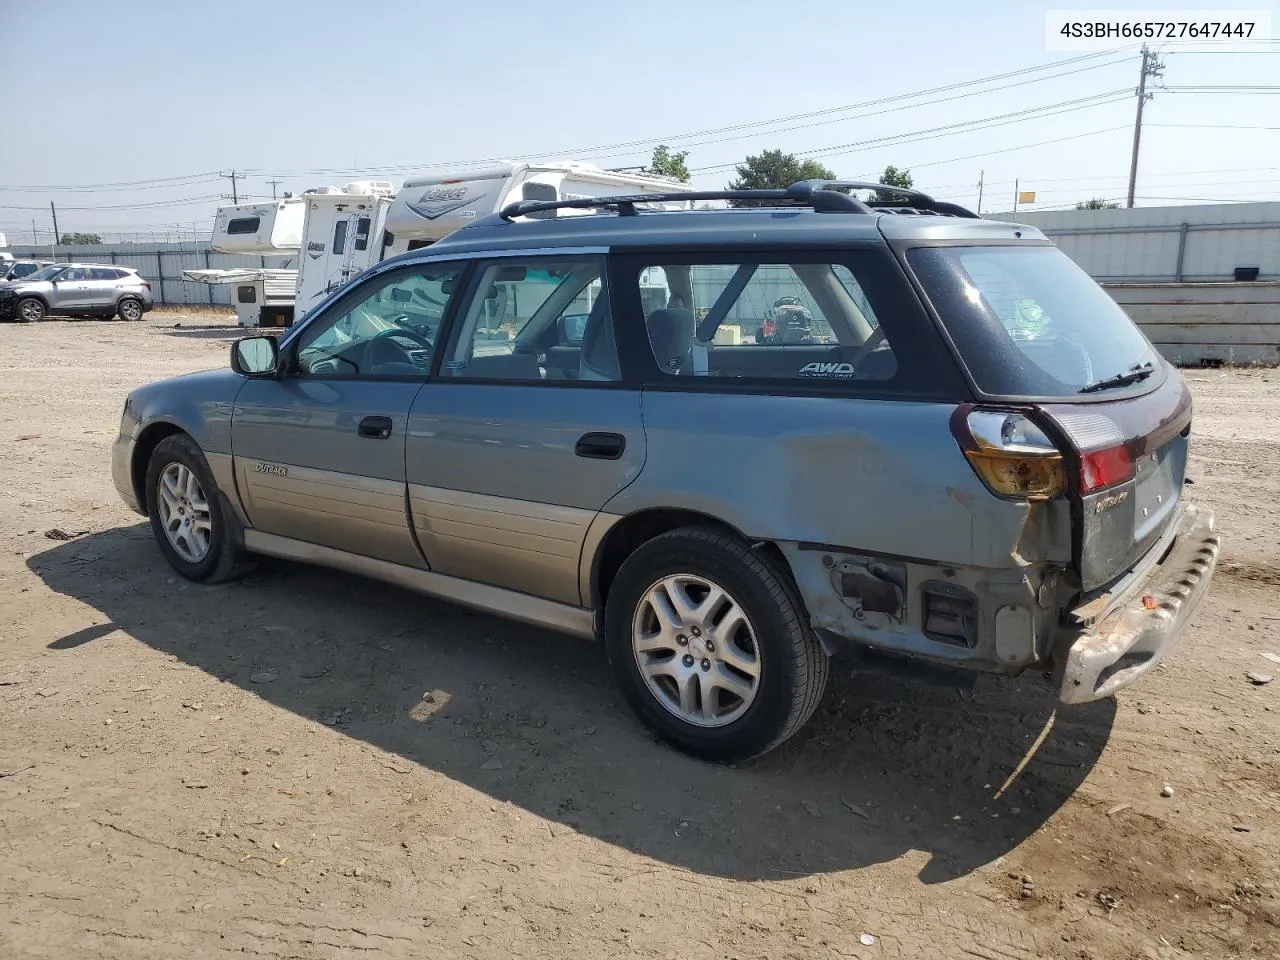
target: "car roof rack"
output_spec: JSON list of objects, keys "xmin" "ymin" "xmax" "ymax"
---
[
  {"xmin": 497, "ymin": 180, "xmax": 979, "ymax": 221},
  {"xmin": 788, "ymin": 180, "xmax": 980, "ymax": 219}
]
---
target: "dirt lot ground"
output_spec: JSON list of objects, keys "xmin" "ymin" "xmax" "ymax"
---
[{"xmin": 1, "ymin": 313, "xmax": 1277, "ymax": 960}]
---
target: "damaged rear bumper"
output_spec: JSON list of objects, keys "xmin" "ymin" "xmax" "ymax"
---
[{"xmin": 1057, "ymin": 502, "xmax": 1219, "ymax": 705}]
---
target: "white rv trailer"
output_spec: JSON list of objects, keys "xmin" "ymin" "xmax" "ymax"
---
[
  {"xmin": 187, "ymin": 182, "xmax": 392, "ymax": 327},
  {"xmin": 294, "ymin": 180, "xmax": 395, "ymax": 314},
  {"xmin": 382, "ymin": 161, "xmax": 694, "ymax": 256},
  {"xmin": 210, "ymin": 197, "xmax": 308, "ymax": 256}
]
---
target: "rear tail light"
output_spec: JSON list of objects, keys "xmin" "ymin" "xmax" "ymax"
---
[
  {"xmin": 142, "ymin": 280, "xmax": 152, "ymax": 291},
  {"xmin": 1049, "ymin": 411, "xmax": 1136, "ymax": 494},
  {"xmin": 953, "ymin": 409, "xmax": 1066, "ymax": 501}
]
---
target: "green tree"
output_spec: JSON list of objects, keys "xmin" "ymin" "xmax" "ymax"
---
[
  {"xmin": 647, "ymin": 144, "xmax": 690, "ymax": 183},
  {"xmin": 875, "ymin": 165, "xmax": 914, "ymax": 202},
  {"xmin": 726, "ymin": 149, "xmax": 836, "ymax": 206},
  {"xmin": 59, "ymin": 232, "xmax": 103, "ymax": 245},
  {"xmin": 1076, "ymin": 198, "xmax": 1119, "ymax": 210}
]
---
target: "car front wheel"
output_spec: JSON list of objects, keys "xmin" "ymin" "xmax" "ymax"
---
[
  {"xmin": 117, "ymin": 298, "xmax": 143, "ymax": 322},
  {"xmin": 604, "ymin": 525, "xmax": 829, "ymax": 762},
  {"xmin": 145, "ymin": 434, "xmax": 253, "ymax": 583},
  {"xmin": 16, "ymin": 298, "xmax": 45, "ymax": 322}
]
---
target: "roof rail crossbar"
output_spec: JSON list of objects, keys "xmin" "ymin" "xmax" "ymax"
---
[
  {"xmin": 499, "ymin": 190, "xmax": 798, "ymax": 221},
  {"xmin": 791, "ymin": 179, "xmax": 980, "ymax": 219},
  {"xmin": 496, "ymin": 182, "xmax": 976, "ymax": 221}
]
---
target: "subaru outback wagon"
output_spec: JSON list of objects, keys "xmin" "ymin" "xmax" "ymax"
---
[{"xmin": 112, "ymin": 181, "xmax": 1219, "ymax": 761}]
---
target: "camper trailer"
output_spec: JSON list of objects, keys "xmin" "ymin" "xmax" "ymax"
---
[
  {"xmin": 210, "ymin": 197, "xmax": 308, "ymax": 256},
  {"xmin": 294, "ymin": 180, "xmax": 394, "ymax": 313},
  {"xmin": 187, "ymin": 182, "xmax": 392, "ymax": 327},
  {"xmin": 382, "ymin": 162, "xmax": 694, "ymax": 256}
]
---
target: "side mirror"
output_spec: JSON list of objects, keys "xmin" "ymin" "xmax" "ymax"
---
[
  {"xmin": 231, "ymin": 336, "xmax": 279, "ymax": 376},
  {"xmin": 558, "ymin": 313, "xmax": 589, "ymax": 343}
]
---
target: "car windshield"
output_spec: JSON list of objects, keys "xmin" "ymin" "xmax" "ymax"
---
[
  {"xmin": 907, "ymin": 245, "xmax": 1159, "ymax": 397},
  {"xmin": 23, "ymin": 265, "xmax": 66, "ymax": 282}
]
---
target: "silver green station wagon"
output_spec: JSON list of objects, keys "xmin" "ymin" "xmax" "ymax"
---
[{"xmin": 112, "ymin": 181, "xmax": 1220, "ymax": 761}]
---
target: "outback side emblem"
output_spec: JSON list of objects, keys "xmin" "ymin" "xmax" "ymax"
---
[
  {"xmin": 254, "ymin": 462, "xmax": 289, "ymax": 478},
  {"xmin": 1094, "ymin": 490, "xmax": 1129, "ymax": 514}
]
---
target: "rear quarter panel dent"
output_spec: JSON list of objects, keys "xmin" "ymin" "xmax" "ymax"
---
[{"xmin": 613, "ymin": 391, "xmax": 1055, "ymax": 570}]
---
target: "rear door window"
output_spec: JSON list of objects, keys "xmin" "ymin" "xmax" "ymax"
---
[
  {"xmin": 907, "ymin": 245, "xmax": 1160, "ymax": 397},
  {"xmin": 631, "ymin": 258, "xmax": 897, "ymax": 384}
]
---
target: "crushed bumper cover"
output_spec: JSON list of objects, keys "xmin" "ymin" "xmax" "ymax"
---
[{"xmin": 1058, "ymin": 502, "xmax": 1219, "ymax": 705}]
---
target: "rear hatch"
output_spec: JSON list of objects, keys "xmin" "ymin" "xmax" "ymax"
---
[{"xmin": 906, "ymin": 243, "xmax": 1190, "ymax": 593}]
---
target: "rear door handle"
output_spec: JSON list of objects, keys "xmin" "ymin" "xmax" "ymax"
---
[
  {"xmin": 357, "ymin": 415, "xmax": 393, "ymax": 439},
  {"xmin": 575, "ymin": 431, "xmax": 625, "ymax": 460}
]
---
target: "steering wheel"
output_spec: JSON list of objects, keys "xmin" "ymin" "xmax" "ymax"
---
[{"xmin": 362, "ymin": 326, "xmax": 434, "ymax": 371}]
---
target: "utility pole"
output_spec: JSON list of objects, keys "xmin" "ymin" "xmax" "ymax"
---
[
  {"xmin": 49, "ymin": 201, "xmax": 61, "ymax": 245},
  {"xmin": 266, "ymin": 179, "xmax": 283, "ymax": 200},
  {"xmin": 219, "ymin": 169, "xmax": 245, "ymax": 205},
  {"xmin": 976, "ymin": 170, "xmax": 984, "ymax": 214},
  {"xmin": 1013, "ymin": 178, "xmax": 1019, "ymax": 214},
  {"xmin": 1127, "ymin": 45, "xmax": 1165, "ymax": 209}
]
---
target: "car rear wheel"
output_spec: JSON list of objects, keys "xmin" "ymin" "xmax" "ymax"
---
[
  {"xmin": 603, "ymin": 525, "xmax": 829, "ymax": 762},
  {"xmin": 117, "ymin": 298, "xmax": 143, "ymax": 322},
  {"xmin": 16, "ymin": 298, "xmax": 45, "ymax": 322},
  {"xmin": 145, "ymin": 434, "xmax": 254, "ymax": 583}
]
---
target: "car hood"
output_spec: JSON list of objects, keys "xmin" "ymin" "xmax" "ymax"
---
[{"xmin": 0, "ymin": 280, "xmax": 51, "ymax": 294}]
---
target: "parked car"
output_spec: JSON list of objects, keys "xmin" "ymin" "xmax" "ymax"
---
[
  {"xmin": 111, "ymin": 180, "xmax": 1220, "ymax": 762},
  {"xmin": 0, "ymin": 259, "xmax": 53, "ymax": 282},
  {"xmin": 0, "ymin": 263, "xmax": 153, "ymax": 322}
]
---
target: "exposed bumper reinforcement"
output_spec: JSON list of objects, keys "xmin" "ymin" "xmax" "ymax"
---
[{"xmin": 1058, "ymin": 502, "xmax": 1219, "ymax": 705}]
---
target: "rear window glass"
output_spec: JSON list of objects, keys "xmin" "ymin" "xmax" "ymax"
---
[
  {"xmin": 907, "ymin": 246, "xmax": 1159, "ymax": 397},
  {"xmin": 226, "ymin": 217, "xmax": 260, "ymax": 235},
  {"xmin": 637, "ymin": 261, "xmax": 896, "ymax": 382}
]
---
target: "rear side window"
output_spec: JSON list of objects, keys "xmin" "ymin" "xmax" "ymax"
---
[
  {"xmin": 635, "ymin": 260, "xmax": 896, "ymax": 382},
  {"xmin": 226, "ymin": 217, "xmax": 260, "ymax": 235},
  {"xmin": 88, "ymin": 268, "xmax": 116, "ymax": 280},
  {"xmin": 907, "ymin": 245, "xmax": 1159, "ymax": 397}
]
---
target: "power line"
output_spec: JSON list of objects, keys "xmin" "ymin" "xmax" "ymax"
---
[
  {"xmin": 0, "ymin": 171, "xmax": 222, "ymax": 192},
  {"xmin": 0, "ymin": 194, "xmax": 223, "ymax": 212},
  {"xmin": 691, "ymin": 90, "xmax": 1133, "ymax": 173},
  {"xmin": 257, "ymin": 51, "xmax": 1137, "ymax": 179}
]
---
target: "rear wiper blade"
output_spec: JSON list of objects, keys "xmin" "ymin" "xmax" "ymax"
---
[{"xmin": 1079, "ymin": 362, "xmax": 1154, "ymax": 394}]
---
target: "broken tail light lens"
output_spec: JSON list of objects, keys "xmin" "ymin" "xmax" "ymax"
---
[
  {"xmin": 1049, "ymin": 411, "xmax": 1136, "ymax": 494},
  {"xmin": 956, "ymin": 409, "xmax": 1066, "ymax": 501}
]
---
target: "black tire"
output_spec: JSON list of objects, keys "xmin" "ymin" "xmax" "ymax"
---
[
  {"xmin": 144, "ymin": 433, "xmax": 254, "ymax": 583},
  {"xmin": 16, "ymin": 297, "xmax": 45, "ymax": 323},
  {"xmin": 603, "ymin": 525, "xmax": 829, "ymax": 762},
  {"xmin": 117, "ymin": 298, "xmax": 144, "ymax": 322}
]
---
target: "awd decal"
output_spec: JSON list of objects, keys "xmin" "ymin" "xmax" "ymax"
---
[{"xmin": 798, "ymin": 361, "xmax": 857, "ymax": 377}]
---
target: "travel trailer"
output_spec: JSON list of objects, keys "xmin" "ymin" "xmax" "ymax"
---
[
  {"xmin": 210, "ymin": 197, "xmax": 308, "ymax": 256},
  {"xmin": 382, "ymin": 162, "xmax": 695, "ymax": 256},
  {"xmin": 179, "ymin": 267, "xmax": 299, "ymax": 328},
  {"xmin": 189, "ymin": 164, "xmax": 691, "ymax": 328},
  {"xmin": 293, "ymin": 180, "xmax": 395, "ymax": 312},
  {"xmin": 187, "ymin": 182, "xmax": 392, "ymax": 327}
]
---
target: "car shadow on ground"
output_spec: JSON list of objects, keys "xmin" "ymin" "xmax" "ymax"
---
[{"xmin": 29, "ymin": 526, "xmax": 1116, "ymax": 884}]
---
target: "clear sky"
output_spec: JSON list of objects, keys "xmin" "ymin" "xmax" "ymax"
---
[{"xmin": 1, "ymin": 0, "xmax": 1277, "ymax": 242}]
